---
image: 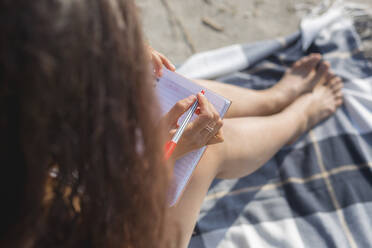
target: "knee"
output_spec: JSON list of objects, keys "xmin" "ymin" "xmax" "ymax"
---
[{"xmin": 196, "ymin": 143, "xmax": 225, "ymax": 179}]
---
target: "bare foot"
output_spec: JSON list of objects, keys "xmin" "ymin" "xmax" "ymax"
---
[
  {"xmin": 287, "ymin": 71, "xmax": 344, "ymax": 144},
  {"xmin": 266, "ymin": 54, "xmax": 333, "ymax": 114},
  {"xmin": 304, "ymin": 74, "xmax": 343, "ymax": 128},
  {"xmin": 273, "ymin": 53, "xmax": 323, "ymax": 97}
]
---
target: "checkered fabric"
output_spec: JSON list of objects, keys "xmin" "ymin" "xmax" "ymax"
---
[{"xmin": 189, "ymin": 17, "xmax": 372, "ymax": 248}]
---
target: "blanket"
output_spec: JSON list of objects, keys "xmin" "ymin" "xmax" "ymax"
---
[{"xmin": 179, "ymin": 3, "xmax": 372, "ymax": 248}]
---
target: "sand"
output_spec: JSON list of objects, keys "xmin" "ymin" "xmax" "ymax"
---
[{"xmin": 136, "ymin": 0, "xmax": 372, "ymax": 64}]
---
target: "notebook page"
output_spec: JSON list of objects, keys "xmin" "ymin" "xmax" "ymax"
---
[{"xmin": 156, "ymin": 69, "xmax": 231, "ymax": 206}]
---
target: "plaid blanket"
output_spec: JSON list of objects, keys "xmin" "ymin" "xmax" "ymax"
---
[{"xmin": 184, "ymin": 6, "xmax": 372, "ymax": 248}]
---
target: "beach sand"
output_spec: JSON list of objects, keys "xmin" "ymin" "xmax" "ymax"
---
[{"xmin": 137, "ymin": 0, "xmax": 372, "ymax": 64}]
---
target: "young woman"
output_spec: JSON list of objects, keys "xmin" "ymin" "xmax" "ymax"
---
[
  {"xmin": 0, "ymin": 1, "xmax": 171, "ymax": 247},
  {"xmin": 0, "ymin": 0, "xmax": 343, "ymax": 247}
]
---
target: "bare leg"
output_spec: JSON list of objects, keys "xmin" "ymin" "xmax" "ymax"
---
[
  {"xmin": 167, "ymin": 73, "xmax": 344, "ymax": 247},
  {"xmin": 195, "ymin": 54, "xmax": 326, "ymax": 118}
]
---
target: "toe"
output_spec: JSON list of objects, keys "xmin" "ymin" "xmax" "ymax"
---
[
  {"xmin": 330, "ymin": 77, "xmax": 342, "ymax": 89},
  {"xmin": 314, "ymin": 62, "xmax": 330, "ymax": 86},
  {"xmin": 336, "ymin": 98, "xmax": 343, "ymax": 107},
  {"xmin": 332, "ymin": 82, "xmax": 343, "ymax": 93},
  {"xmin": 328, "ymin": 77, "xmax": 339, "ymax": 88},
  {"xmin": 323, "ymin": 61, "xmax": 331, "ymax": 70},
  {"xmin": 325, "ymin": 73, "xmax": 335, "ymax": 85},
  {"xmin": 307, "ymin": 56, "xmax": 322, "ymax": 69},
  {"xmin": 293, "ymin": 58, "xmax": 305, "ymax": 68},
  {"xmin": 292, "ymin": 55, "xmax": 323, "ymax": 76},
  {"xmin": 300, "ymin": 55, "xmax": 311, "ymax": 63},
  {"xmin": 309, "ymin": 54, "xmax": 322, "ymax": 66},
  {"xmin": 335, "ymin": 90, "xmax": 343, "ymax": 98},
  {"xmin": 293, "ymin": 56, "xmax": 310, "ymax": 68},
  {"xmin": 310, "ymin": 53, "xmax": 322, "ymax": 60}
]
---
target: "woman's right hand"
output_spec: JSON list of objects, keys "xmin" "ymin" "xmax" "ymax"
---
[{"xmin": 163, "ymin": 92, "xmax": 224, "ymax": 160}]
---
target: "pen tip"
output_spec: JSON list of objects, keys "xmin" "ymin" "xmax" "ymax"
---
[{"xmin": 201, "ymin": 89, "xmax": 205, "ymax": 95}]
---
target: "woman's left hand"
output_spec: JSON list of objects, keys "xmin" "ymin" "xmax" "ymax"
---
[{"xmin": 147, "ymin": 44, "xmax": 176, "ymax": 77}]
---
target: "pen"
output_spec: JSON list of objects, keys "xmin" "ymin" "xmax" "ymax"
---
[{"xmin": 164, "ymin": 90, "xmax": 205, "ymax": 160}]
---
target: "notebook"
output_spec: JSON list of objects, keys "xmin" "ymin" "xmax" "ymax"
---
[{"xmin": 155, "ymin": 69, "xmax": 231, "ymax": 206}]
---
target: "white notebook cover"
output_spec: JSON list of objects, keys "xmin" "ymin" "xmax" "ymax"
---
[{"xmin": 155, "ymin": 69, "xmax": 231, "ymax": 206}]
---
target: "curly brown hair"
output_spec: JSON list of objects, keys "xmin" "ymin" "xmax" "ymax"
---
[{"xmin": 0, "ymin": 0, "xmax": 170, "ymax": 247}]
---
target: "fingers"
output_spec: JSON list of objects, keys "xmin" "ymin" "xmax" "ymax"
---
[
  {"xmin": 171, "ymin": 93, "xmax": 224, "ymax": 158},
  {"xmin": 206, "ymin": 120, "xmax": 224, "ymax": 145},
  {"xmin": 164, "ymin": 95, "xmax": 196, "ymax": 129},
  {"xmin": 196, "ymin": 92, "xmax": 208, "ymax": 111},
  {"xmin": 190, "ymin": 93, "xmax": 214, "ymax": 131},
  {"xmin": 207, "ymin": 128, "xmax": 224, "ymax": 145},
  {"xmin": 158, "ymin": 52, "xmax": 176, "ymax": 71},
  {"xmin": 150, "ymin": 49, "xmax": 175, "ymax": 77},
  {"xmin": 146, "ymin": 44, "xmax": 162, "ymax": 77},
  {"xmin": 199, "ymin": 118, "xmax": 224, "ymax": 145},
  {"xmin": 191, "ymin": 93, "xmax": 224, "ymax": 144},
  {"xmin": 151, "ymin": 52, "xmax": 164, "ymax": 77}
]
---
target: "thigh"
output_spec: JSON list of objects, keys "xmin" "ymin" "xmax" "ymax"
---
[{"xmin": 166, "ymin": 145, "xmax": 222, "ymax": 248}]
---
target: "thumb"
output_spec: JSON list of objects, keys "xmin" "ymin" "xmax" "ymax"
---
[{"xmin": 164, "ymin": 95, "xmax": 196, "ymax": 128}]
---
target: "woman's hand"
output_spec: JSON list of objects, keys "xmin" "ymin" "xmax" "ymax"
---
[
  {"xmin": 147, "ymin": 44, "xmax": 175, "ymax": 77},
  {"xmin": 163, "ymin": 93, "xmax": 224, "ymax": 160}
]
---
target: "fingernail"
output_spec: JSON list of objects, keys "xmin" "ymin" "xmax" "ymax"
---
[{"xmin": 199, "ymin": 92, "xmax": 206, "ymax": 98}]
